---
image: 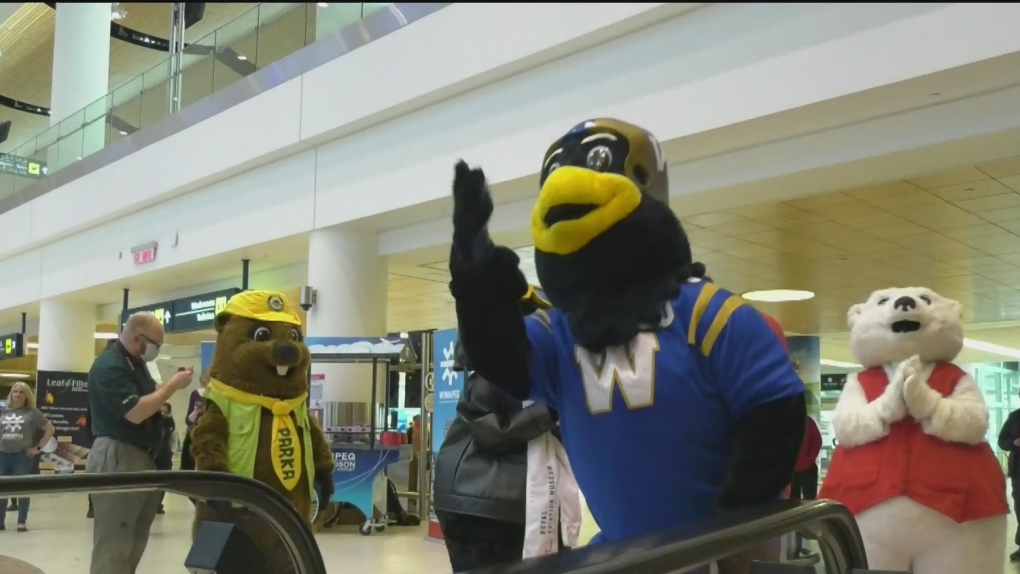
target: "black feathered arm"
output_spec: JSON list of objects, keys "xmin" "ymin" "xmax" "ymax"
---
[
  {"xmin": 448, "ymin": 244, "xmax": 532, "ymax": 400},
  {"xmin": 699, "ymin": 302, "xmax": 808, "ymax": 511},
  {"xmin": 717, "ymin": 393, "xmax": 806, "ymax": 511}
]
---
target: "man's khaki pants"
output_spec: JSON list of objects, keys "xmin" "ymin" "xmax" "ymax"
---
[{"xmin": 87, "ymin": 437, "xmax": 160, "ymax": 574}]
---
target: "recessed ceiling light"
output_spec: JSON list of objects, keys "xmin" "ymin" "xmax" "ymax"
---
[
  {"xmin": 118, "ymin": 130, "xmax": 127, "ymax": 135},
  {"xmin": 820, "ymin": 359, "xmax": 860, "ymax": 369},
  {"xmin": 0, "ymin": 373, "xmax": 29, "ymax": 379},
  {"xmin": 317, "ymin": 2, "xmax": 329, "ymax": 7},
  {"xmin": 237, "ymin": 54, "xmax": 247, "ymax": 61},
  {"xmin": 75, "ymin": 156, "xmax": 82, "ymax": 160},
  {"xmin": 742, "ymin": 289, "xmax": 815, "ymax": 303}
]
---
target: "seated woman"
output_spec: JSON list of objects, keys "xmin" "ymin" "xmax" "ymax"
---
[
  {"xmin": 434, "ymin": 287, "xmax": 561, "ymax": 571},
  {"xmin": 0, "ymin": 382, "xmax": 55, "ymax": 532}
]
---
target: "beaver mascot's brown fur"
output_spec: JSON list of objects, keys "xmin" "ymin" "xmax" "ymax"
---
[{"xmin": 190, "ymin": 290, "xmax": 335, "ymax": 572}]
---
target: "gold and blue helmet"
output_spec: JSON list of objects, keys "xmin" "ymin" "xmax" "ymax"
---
[{"xmin": 531, "ymin": 118, "xmax": 669, "ymax": 256}]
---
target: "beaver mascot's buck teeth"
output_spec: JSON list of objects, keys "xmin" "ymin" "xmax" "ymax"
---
[{"xmin": 276, "ymin": 365, "xmax": 289, "ymax": 376}]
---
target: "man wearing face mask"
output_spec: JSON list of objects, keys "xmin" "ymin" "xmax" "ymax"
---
[{"xmin": 87, "ymin": 312, "xmax": 193, "ymax": 574}]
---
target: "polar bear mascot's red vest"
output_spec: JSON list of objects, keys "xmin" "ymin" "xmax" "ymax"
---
[{"xmin": 819, "ymin": 287, "xmax": 1008, "ymax": 574}]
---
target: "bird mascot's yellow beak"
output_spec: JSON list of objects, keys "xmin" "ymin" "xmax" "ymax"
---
[
  {"xmin": 531, "ymin": 167, "xmax": 642, "ymax": 256},
  {"xmin": 529, "ymin": 118, "xmax": 669, "ymax": 256}
]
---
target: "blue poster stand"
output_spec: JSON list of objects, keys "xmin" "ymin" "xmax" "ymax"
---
[
  {"xmin": 308, "ymin": 336, "xmax": 418, "ymax": 535},
  {"xmin": 328, "ymin": 445, "xmax": 401, "ymax": 534},
  {"xmin": 427, "ymin": 328, "xmax": 466, "ymax": 538}
]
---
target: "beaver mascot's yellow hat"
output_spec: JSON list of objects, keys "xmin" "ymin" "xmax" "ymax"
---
[{"xmin": 217, "ymin": 290, "xmax": 302, "ymax": 327}]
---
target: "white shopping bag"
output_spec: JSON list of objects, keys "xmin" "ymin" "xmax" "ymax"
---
[{"xmin": 523, "ymin": 432, "xmax": 581, "ymax": 558}]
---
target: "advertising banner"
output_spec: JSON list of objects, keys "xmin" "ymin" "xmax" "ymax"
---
[
  {"xmin": 37, "ymin": 370, "xmax": 91, "ymax": 448},
  {"xmin": 37, "ymin": 370, "xmax": 92, "ymax": 473},
  {"xmin": 428, "ymin": 328, "xmax": 465, "ymax": 540}
]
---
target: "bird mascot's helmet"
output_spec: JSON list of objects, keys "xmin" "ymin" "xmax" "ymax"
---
[{"xmin": 532, "ymin": 118, "xmax": 670, "ymax": 256}]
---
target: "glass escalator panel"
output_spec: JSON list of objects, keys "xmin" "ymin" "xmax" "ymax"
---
[
  {"xmin": 477, "ymin": 500, "xmax": 870, "ymax": 574},
  {"xmin": 0, "ymin": 471, "xmax": 325, "ymax": 574}
]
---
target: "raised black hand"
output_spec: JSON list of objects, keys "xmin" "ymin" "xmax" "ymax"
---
[
  {"xmin": 452, "ymin": 160, "xmax": 494, "ymax": 265},
  {"xmin": 447, "ymin": 162, "xmax": 533, "ymax": 400}
]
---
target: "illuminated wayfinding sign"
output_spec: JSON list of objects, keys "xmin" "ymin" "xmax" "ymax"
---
[
  {"xmin": 171, "ymin": 289, "xmax": 238, "ymax": 333},
  {"xmin": 121, "ymin": 288, "xmax": 240, "ymax": 334},
  {"xmin": 0, "ymin": 333, "xmax": 24, "ymax": 359},
  {"xmin": 120, "ymin": 303, "xmax": 173, "ymax": 332},
  {"xmin": 0, "ymin": 152, "xmax": 47, "ymax": 179}
]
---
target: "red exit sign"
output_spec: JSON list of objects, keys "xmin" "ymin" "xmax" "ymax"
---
[{"xmin": 131, "ymin": 242, "xmax": 158, "ymax": 265}]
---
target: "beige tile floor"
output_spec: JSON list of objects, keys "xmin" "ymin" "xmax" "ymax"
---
[
  {"xmin": 0, "ymin": 492, "xmax": 1013, "ymax": 573},
  {"xmin": 0, "ymin": 493, "xmax": 601, "ymax": 574},
  {"xmin": 0, "ymin": 493, "xmax": 448, "ymax": 574}
]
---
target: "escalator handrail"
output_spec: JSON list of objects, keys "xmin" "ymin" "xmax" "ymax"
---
[
  {"xmin": 0, "ymin": 471, "xmax": 326, "ymax": 574},
  {"xmin": 478, "ymin": 500, "xmax": 866, "ymax": 574}
]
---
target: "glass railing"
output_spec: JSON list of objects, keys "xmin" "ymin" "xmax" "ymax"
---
[
  {"xmin": 0, "ymin": 471, "xmax": 326, "ymax": 573},
  {"xmin": 0, "ymin": 2, "xmax": 398, "ymax": 205},
  {"xmin": 0, "ymin": 472, "xmax": 870, "ymax": 574},
  {"xmin": 489, "ymin": 500, "xmax": 869, "ymax": 574}
]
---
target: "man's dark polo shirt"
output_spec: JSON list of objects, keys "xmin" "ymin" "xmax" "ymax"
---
[{"xmin": 87, "ymin": 341, "xmax": 162, "ymax": 453}]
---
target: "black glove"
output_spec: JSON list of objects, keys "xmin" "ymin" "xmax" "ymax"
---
[
  {"xmin": 314, "ymin": 471, "xmax": 334, "ymax": 512},
  {"xmin": 451, "ymin": 160, "xmax": 494, "ymax": 266}
]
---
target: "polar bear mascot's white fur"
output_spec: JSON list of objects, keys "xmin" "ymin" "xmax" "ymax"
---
[{"xmin": 818, "ymin": 287, "xmax": 1008, "ymax": 574}]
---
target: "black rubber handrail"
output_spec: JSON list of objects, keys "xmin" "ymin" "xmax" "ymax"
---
[
  {"xmin": 462, "ymin": 500, "xmax": 867, "ymax": 574},
  {"xmin": 0, "ymin": 471, "xmax": 326, "ymax": 574}
]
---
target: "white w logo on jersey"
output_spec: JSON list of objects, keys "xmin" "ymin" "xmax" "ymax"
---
[{"xmin": 576, "ymin": 333, "xmax": 660, "ymax": 414}]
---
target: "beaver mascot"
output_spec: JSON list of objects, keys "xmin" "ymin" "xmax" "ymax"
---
[
  {"xmin": 190, "ymin": 290, "xmax": 335, "ymax": 572},
  {"xmin": 819, "ymin": 287, "xmax": 1007, "ymax": 574},
  {"xmin": 446, "ymin": 118, "xmax": 807, "ymax": 548}
]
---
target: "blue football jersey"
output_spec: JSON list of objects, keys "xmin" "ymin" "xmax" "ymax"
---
[{"xmin": 525, "ymin": 280, "xmax": 804, "ymax": 544}]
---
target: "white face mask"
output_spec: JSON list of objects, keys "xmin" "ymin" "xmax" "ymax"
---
[{"xmin": 141, "ymin": 342, "xmax": 160, "ymax": 363}]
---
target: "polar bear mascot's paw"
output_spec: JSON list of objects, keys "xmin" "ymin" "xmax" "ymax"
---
[{"xmin": 818, "ymin": 287, "xmax": 1008, "ymax": 574}]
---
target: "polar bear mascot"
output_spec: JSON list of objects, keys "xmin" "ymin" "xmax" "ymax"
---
[{"xmin": 818, "ymin": 287, "xmax": 1008, "ymax": 574}]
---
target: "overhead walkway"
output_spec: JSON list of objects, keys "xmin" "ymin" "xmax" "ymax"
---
[{"xmin": 0, "ymin": 471, "xmax": 882, "ymax": 573}]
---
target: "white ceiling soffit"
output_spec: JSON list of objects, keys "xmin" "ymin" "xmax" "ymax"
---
[{"xmin": 0, "ymin": 4, "xmax": 23, "ymax": 29}]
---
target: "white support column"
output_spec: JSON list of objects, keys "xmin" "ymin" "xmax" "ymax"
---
[
  {"xmin": 50, "ymin": 3, "xmax": 112, "ymax": 169},
  {"xmin": 306, "ymin": 225, "xmax": 388, "ymax": 407},
  {"xmin": 37, "ymin": 298, "xmax": 97, "ymax": 373}
]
